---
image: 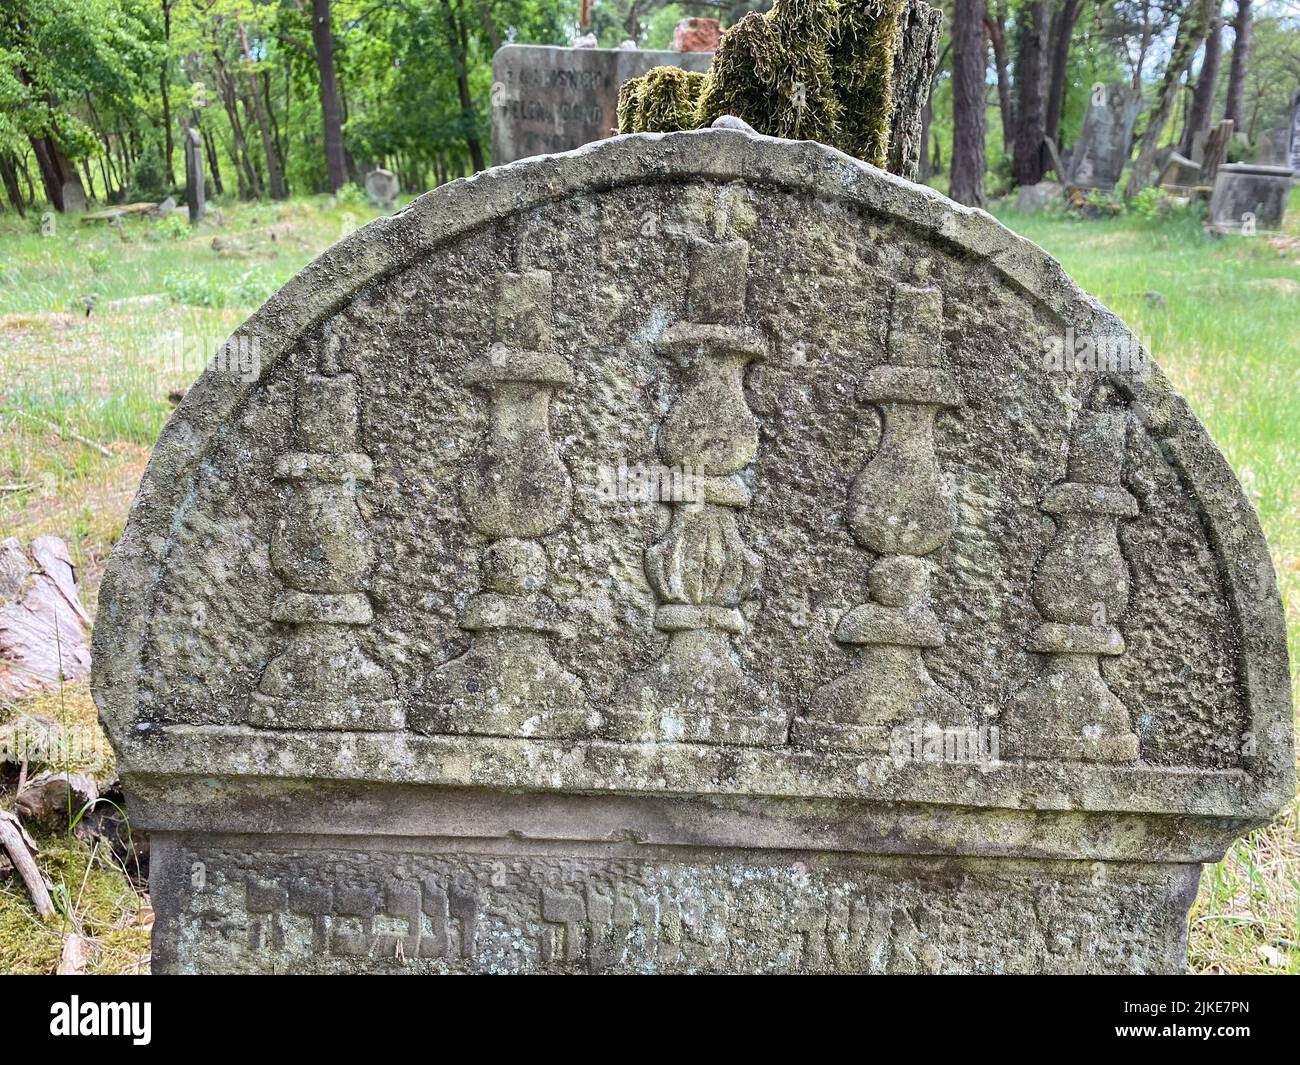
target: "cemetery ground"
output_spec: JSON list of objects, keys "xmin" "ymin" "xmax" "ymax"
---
[{"xmin": 0, "ymin": 188, "xmax": 1296, "ymax": 975}]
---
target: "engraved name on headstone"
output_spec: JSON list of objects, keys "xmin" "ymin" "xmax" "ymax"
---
[
  {"xmin": 490, "ymin": 44, "xmax": 713, "ymax": 164},
  {"xmin": 94, "ymin": 123, "xmax": 1294, "ymax": 974}
]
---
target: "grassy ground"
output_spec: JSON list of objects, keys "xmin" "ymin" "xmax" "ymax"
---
[{"xmin": 0, "ymin": 186, "xmax": 1296, "ymax": 974}]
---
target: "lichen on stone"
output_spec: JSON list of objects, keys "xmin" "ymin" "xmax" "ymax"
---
[{"xmin": 620, "ymin": 66, "xmax": 707, "ymax": 134}]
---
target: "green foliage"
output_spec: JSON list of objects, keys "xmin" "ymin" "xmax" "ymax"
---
[
  {"xmin": 127, "ymin": 140, "xmax": 169, "ymax": 201},
  {"xmin": 163, "ymin": 267, "xmax": 275, "ymax": 309},
  {"xmin": 620, "ymin": 67, "xmax": 706, "ymax": 133}
]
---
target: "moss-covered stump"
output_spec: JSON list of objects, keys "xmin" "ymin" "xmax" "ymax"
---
[{"xmin": 616, "ymin": 0, "xmax": 940, "ymax": 179}]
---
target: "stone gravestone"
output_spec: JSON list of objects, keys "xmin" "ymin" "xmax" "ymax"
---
[
  {"xmin": 1207, "ymin": 162, "xmax": 1295, "ymax": 234},
  {"xmin": 61, "ymin": 178, "xmax": 87, "ymax": 213},
  {"xmin": 1289, "ymin": 89, "xmax": 1300, "ymax": 176},
  {"xmin": 93, "ymin": 124, "xmax": 1294, "ymax": 975},
  {"xmin": 183, "ymin": 128, "xmax": 205, "ymax": 225},
  {"xmin": 364, "ymin": 168, "xmax": 399, "ymax": 209},
  {"xmin": 1067, "ymin": 83, "xmax": 1140, "ymax": 191},
  {"xmin": 491, "ymin": 44, "xmax": 713, "ymax": 164}
]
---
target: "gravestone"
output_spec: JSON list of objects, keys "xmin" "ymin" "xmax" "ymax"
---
[
  {"xmin": 491, "ymin": 44, "xmax": 713, "ymax": 164},
  {"xmin": 1207, "ymin": 162, "xmax": 1294, "ymax": 234},
  {"xmin": 1290, "ymin": 89, "xmax": 1300, "ymax": 175},
  {"xmin": 61, "ymin": 178, "xmax": 87, "ymax": 213},
  {"xmin": 1157, "ymin": 152, "xmax": 1201, "ymax": 192},
  {"xmin": 94, "ymin": 123, "xmax": 1293, "ymax": 975},
  {"xmin": 364, "ymin": 168, "xmax": 399, "ymax": 209},
  {"xmin": 1067, "ymin": 83, "xmax": 1140, "ymax": 191},
  {"xmin": 184, "ymin": 128, "xmax": 205, "ymax": 225}
]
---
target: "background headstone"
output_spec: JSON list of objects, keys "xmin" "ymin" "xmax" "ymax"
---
[
  {"xmin": 1289, "ymin": 89, "xmax": 1300, "ymax": 175},
  {"xmin": 364, "ymin": 168, "xmax": 399, "ymax": 208},
  {"xmin": 1207, "ymin": 162, "xmax": 1294, "ymax": 233},
  {"xmin": 184, "ymin": 128, "xmax": 205, "ymax": 225},
  {"xmin": 94, "ymin": 125, "xmax": 1294, "ymax": 975},
  {"xmin": 61, "ymin": 178, "xmax": 87, "ymax": 213},
  {"xmin": 491, "ymin": 44, "xmax": 713, "ymax": 164},
  {"xmin": 1067, "ymin": 83, "xmax": 1140, "ymax": 191}
]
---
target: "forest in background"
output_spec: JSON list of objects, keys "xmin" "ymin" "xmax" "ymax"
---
[{"xmin": 0, "ymin": 0, "xmax": 1297, "ymax": 214}]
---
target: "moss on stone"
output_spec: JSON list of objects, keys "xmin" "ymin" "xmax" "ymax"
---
[
  {"xmin": 620, "ymin": 67, "xmax": 707, "ymax": 134},
  {"xmin": 620, "ymin": 0, "xmax": 933, "ymax": 174}
]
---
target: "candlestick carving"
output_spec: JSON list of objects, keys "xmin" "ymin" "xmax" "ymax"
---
[
  {"xmin": 605, "ymin": 237, "xmax": 785, "ymax": 746},
  {"xmin": 409, "ymin": 270, "xmax": 592, "ymax": 738},
  {"xmin": 1003, "ymin": 392, "xmax": 1140, "ymax": 762},
  {"xmin": 250, "ymin": 332, "xmax": 402, "ymax": 730},
  {"xmin": 792, "ymin": 283, "xmax": 968, "ymax": 752}
]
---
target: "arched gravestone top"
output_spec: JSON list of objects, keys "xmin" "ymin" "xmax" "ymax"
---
[{"xmin": 92, "ymin": 127, "xmax": 1291, "ymax": 974}]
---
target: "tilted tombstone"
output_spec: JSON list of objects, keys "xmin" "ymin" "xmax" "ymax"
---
[
  {"xmin": 364, "ymin": 168, "xmax": 399, "ymax": 208},
  {"xmin": 1067, "ymin": 83, "xmax": 1141, "ymax": 191},
  {"xmin": 94, "ymin": 124, "xmax": 1293, "ymax": 974},
  {"xmin": 491, "ymin": 44, "xmax": 713, "ymax": 164}
]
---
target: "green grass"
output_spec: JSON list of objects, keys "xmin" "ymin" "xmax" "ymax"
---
[{"xmin": 0, "ymin": 186, "xmax": 1296, "ymax": 974}]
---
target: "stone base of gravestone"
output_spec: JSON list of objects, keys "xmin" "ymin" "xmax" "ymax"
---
[
  {"xmin": 1207, "ymin": 163, "xmax": 1294, "ymax": 233},
  {"xmin": 491, "ymin": 45, "xmax": 713, "ymax": 164},
  {"xmin": 1014, "ymin": 181, "xmax": 1064, "ymax": 212}
]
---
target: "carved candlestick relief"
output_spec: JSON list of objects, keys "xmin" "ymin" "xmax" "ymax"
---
[
  {"xmin": 1003, "ymin": 392, "xmax": 1140, "ymax": 762},
  {"xmin": 409, "ymin": 270, "xmax": 593, "ymax": 739},
  {"xmin": 606, "ymin": 237, "xmax": 785, "ymax": 746},
  {"xmin": 793, "ymin": 283, "xmax": 967, "ymax": 753},
  {"xmin": 250, "ymin": 332, "xmax": 401, "ymax": 730}
]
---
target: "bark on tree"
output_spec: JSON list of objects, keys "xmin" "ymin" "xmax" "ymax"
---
[
  {"xmin": 1223, "ymin": 0, "xmax": 1251, "ymax": 128},
  {"xmin": 984, "ymin": 4, "xmax": 1014, "ymax": 151},
  {"xmin": 311, "ymin": 0, "xmax": 348, "ymax": 192},
  {"xmin": 1125, "ymin": 0, "xmax": 1216, "ymax": 198},
  {"xmin": 238, "ymin": 21, "xmax": 288, "ymax": 199},
  {"xmin": 160, "ymin": 0, "xmax": 175, "ymax": 186},
  {"xmin": 1013, "ymin": 0, "xmax": 1050, "ymax": 187},
  {"xmin": 1180, "ymin": 15, "xmax": 1224, "ymax": 155},
  {"xmin": 0, "ymin": 153, "xmax": 25, "ymax": 217},
  {"xmin": 951, "ymin": 0, "xmax": 988, "ymax": 206},
  {"xmin": 887, "ymin": 0, "xmax": 944, "ymax": 180},
  {"xmin": 1044, "ymin": 0, "xmax": 1083, "ymax": 148},
  {"xmin": 441, "ymin": 0, "xmax": 487, "ymax": 173}
]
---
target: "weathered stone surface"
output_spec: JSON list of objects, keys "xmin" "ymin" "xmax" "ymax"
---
[
  {"xmin": 491, "ymin": 45, "xmax": 712, "ymax": 164},
  {"xmin": 93, "ymin": 125, "xmax": 1294, "ymax": 974},
  {"xmin": 1067, "ymin": 83, "xmax": 1140, "ymax": 191},
  {"xmin": 1014, "ymin": 181, "xmax": 1064, "ymax": 212},
  {"xmin": 1207, "ymin": 162, "xmax": 1294, "ymax": 233}
]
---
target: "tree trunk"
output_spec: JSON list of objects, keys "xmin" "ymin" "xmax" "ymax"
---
[
  {"xmin": 238, "ymin": 21, "xmax": 288, "ymax": 199},
  {"xmin": 1013, "ymin": 0, "xmax": 1050, "ymax": 187},
  {"xmin": 951, "ymin": 0, "xmax": 988, "ymax": 206},
  {"xmin": 160, "ymin": 0, "xmax": 175, "ymax": 186},
  {"xmin": 311, "ymin": 0, "xmax": 348, "ymax": 192},
  {"xmin": 203, "ymin": 127, "xmax": 224, "ymax": 196},
  {"xmin": 1180, "ymin": 16, "xmax": 1223, "ymax": 156},
  {"xmin": 1044, "ymin": 0, "xmax": 1083, "ymax": 148},
  {"xmin": 441, "ymin": 0, "xmax": 486, "ymax": 173},
  {"xmin": 886, "ymin": 0, "xmax": 943, "ymax": 180},
  {"xmin": 1125, "ymin": 0, "xmax": 1216, "ymax": 198},
  {"xmin": 984, "ymin": 4, "xmax": 1014, "ymax": 151},
  {"xmin": 0, "ymin": 153, "xmax": 25, "ymax": 216},
  {"xmin": 1223, "ymin": 0, "xmax": 1251, "ymax": 128},
  {"xmin": 1133, "ymin": 0, "xmax": 1153, "ymax": 89},
  {"xmin": 215, "ymin": 52, "xmax": 261, "ymax": 199}
]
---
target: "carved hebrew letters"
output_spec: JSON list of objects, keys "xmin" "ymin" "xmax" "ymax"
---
[
  {"xmin": 1004, "ymin": 392, "xmax": 1140, "ymax": 762},
  {"xmin": 606, "ymin": 238, "xmax": 785, "ymax": 746},
  {"xmin": 250, "ymin": 332, "xmax": 401, "ymax": 730},
  {"xmin": 410, "ymin": 271, "xmax": 592, "ymax": 738},
  {"xmin": 793, "ymin": 284, "xmax": 966, "ymax": 752}
]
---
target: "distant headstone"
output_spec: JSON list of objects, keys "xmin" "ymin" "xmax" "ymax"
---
[
  {"xmin": 491, "ymin": 44, "xmax": 713, "ymax": 164},
  {"xmin": 95, "ymin": 125, "xmax": 1294, "ymax": 974},
  {"xmin": 1014, "ymin": 180, "xmax": 1064, "ymax": 212},
  {"xmin": 1289, "ymin": 89, "xmax": 1300, "ymax": 174},
  {"xmin": 61, "ymin": 179, "xmax": 86, "ymax": 214},
  {"xmin": 672, "ymin": 17, "xmax": 722, "ymax": 52},
  {"xmin": 184, "ymin": 128, "xmax": 205, "ymax": 225},
  {"xmin": 1067, "ymin": 83, "xmax": 1140, "ymax": 191},
  {"xmin": 1207, "ymin": 162, "xmax": 1294, "ymax": 234},
  {"xmin": 365, "ymin": 168, "xmax": 399, "ymax": 208}
]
